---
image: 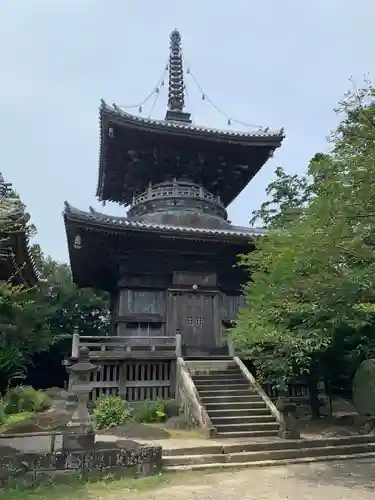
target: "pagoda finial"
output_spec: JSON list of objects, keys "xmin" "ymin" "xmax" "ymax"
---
[{"xmin": 165, "ymin": 30, "xmax": 191, "ymax": 123}]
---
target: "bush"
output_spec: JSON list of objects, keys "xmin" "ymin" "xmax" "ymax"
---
[
  {"xmin": 133, "ymin": 399, "xmax": 169, "ymax": 423},
  {"xmin": 4, "ymin": 386, "xmax": 51, "ymax": 415},
  {"xmin": 164, "ymin": 399, "xmax": 180, "ymax": 418},
  {"xmin": 92, "ymin": 395, "xmax": 132, "ymax": 430}
]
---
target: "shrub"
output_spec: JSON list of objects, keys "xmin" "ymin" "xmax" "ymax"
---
[
  {"xmin": 92, "ymin": 395, "xmax": 132, "ymax": 430},
  {"xmin": 133, "ymin": 399, "xmax": 168, "ymax": 423},
  {"xmin": 4, "ymin": 386, "xmax": 51, "ymax": 415},
  {"xmin": 164, "ymin": 399, "xmax": 180, "ymax": 418}
]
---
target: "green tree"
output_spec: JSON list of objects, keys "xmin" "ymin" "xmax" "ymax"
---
[
  {"xmin": 231, "ymin": 81, "xmax": 375, "ymax": 399},
  {"xmin": 250, "ymin": 166, "xmax": 315, "ymax": 228},
  {"xmin": 35, "ymin": 251, "xmax": 110, "ymax": 339}
]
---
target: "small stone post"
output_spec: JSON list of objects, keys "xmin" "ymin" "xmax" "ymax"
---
[
  {"xmin": 276, "ymin": 392, "xmax": 301, "ymax": 440},
  {"xmin": 63, "ymin": 346, "xmax": 99, "ymax": 450},
  {"xmin": 227, "ymin": 339, "xmax": 235, "ymax": 358},
  {"xmin": 71, "ymin": 328, "xmax": 80, "ymax": 358},
  {"xmin": 175, "ymin": 330, "xmax": 182, "ymax": 357}
]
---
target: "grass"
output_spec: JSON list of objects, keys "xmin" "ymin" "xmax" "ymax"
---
[
  {"xmin": 0, "ymin": 412, "xmax": 34, "ymax": 433},
  {"xmin": 0, "ymin": 471, "xmax": 206, "ymax": 500}
]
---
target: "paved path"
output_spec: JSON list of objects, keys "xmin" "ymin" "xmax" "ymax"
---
[{"xmin": 131, "ymin": 459, "xmax": 375, "ymax": 500}]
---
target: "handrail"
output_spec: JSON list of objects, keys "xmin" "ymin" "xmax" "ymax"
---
[
  {"xmin": 131, "ymin": 182, "xmax": 224, "ymax": 209},
  {"xmin": 71, "ymin": 333, "xmax": 181, "ymax": 357},
  {"xmin": 234, "ymin": 356, "xmax": 281, "ymax": 423},
  {"xmin": 176, "ymin": 357, "xmax": 216, "ymax": 437}
]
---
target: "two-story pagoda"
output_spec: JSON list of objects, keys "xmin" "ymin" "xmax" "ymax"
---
[
  {"xmin": 63, "ymin": 30, "xmax": 284, "ymax": 402},
  {"xmin": 0, "ymin": 174, "xmax": 38, "ymax": 287}
]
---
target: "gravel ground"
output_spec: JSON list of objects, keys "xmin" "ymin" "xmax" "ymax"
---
[{"xmin": 132, "ymin": 458, "xmax": 375, "ymax": 500}]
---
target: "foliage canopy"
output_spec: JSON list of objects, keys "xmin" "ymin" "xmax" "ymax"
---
[{"xmin": 231, "ymin": 81, "xmax": 375, "ymax": 385}]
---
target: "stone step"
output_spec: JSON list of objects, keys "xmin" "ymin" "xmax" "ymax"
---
[
  {"xmin": 186, "ymin": 361, "xmax": 237, "ymax": 370},
  {"xmin": 216, "ymin": 429, "xmax": 279, "ymax": 439},
  {"xmin": 192, "ymin": 372, "xmax": 243, "ymax": 380},
  {"xmin": 208, "ymin": 407, "xmax": 271, "ymax": 417},
  {"xmin": 210, "ymin": 414, "xmax": 276, "ymax": 425},
  {"xmin": 162, "ymin": 442, "xmax": 375, "ymax": 467},
  {"xmin": 195, "ymin": 383, "xmax": 250, "ymax": 392},
  {"xmin": 200, "ymin": 388, "xmax": 256, "ymax": 396},
  {"xmin": 204, "ymin": 400, "xmax": 267, "ymax": 409},
  {"xmin": 162, "ymin": 434, "xmax": 375, "ymax": 456},
  {"xmin": 215, "ymin": 422, "xmax": 279, "ymax": 433},
  {"xmin": 193, "ymin": 378, "xmax": 247, "ymax": 386},
  {"xmin": 202, "ymin": 394, "xmax": 264, "ymax": 404},
  {"xmin": 163, "ymin": 451, "xmax": 375, "ymax": 472}
]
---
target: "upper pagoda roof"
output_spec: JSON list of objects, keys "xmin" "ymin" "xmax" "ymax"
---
[
  {"xmin": 0, "ymin": 174, "xmax": 38, "ymax": 286},
  {"xmin": 96, "ymin": 30, "xmax": 284, "ymax": 207}
]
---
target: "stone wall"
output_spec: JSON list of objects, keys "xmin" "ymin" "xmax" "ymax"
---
[{"xmin": 0, "ymin": 445, "xmax": 162, "ymax": 487}]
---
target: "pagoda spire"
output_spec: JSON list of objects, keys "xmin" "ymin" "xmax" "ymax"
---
[{"xmin": 165, "ymin": 29, "xmax": 191, "ymax": 123}]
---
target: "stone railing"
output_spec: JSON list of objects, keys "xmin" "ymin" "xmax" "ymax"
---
[
  {"xmin": 233, "ymin": 357, "xmax": 282, "ymax": 423},
  {"xmin": 176, "ymin": 357, "xmax": 216, "ymax": 437}
]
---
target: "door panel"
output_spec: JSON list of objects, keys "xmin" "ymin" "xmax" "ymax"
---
[{"xmin": 175, "ymin": 293, "xmax": 215, "ymax": 347}]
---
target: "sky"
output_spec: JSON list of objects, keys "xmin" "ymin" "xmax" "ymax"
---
[{"xmin": 1, "ymin": 0, "xmax": 374, "ymax": 263}]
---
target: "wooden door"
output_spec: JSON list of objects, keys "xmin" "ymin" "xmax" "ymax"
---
[{"xmin": 175, "ymin": 293, "xmax": 215, "ymax": 348}]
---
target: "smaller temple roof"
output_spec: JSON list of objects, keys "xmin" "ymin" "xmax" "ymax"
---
[{"xmin": 0, "ymin": 174, "xmax": 38, "ymax": 286}]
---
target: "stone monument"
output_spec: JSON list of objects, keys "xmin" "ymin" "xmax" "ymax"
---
[{"xmin": 62, "ymin": 345, "xmax": 98, "ymax": 450}]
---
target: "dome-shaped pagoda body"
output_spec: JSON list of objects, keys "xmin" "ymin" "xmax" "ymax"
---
[{"xmin": 127, "ymin": 180, "xmax": 232, "ymax": 230}]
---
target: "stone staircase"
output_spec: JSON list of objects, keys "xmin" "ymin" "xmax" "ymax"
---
[
  {"xmin": 163, "ymin": 434, "xmax": 375, "ymax": 471},
  {"xmin": 187, "ymin": 359, "xmax": 279, "ymax": 438}
]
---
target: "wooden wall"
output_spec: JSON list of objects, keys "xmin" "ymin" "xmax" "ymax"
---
[
  {"xmin": 115, "ymin": 289, "xmax": 166, "ymax": 337},
  {"xmin": 221, "ymin": 293, "xmax": 246, "ymax": 322},
  {"xmin": 118, "ymin": 290, "xmax": 166, "ymax": 316}
]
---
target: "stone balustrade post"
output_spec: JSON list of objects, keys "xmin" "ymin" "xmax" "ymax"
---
[{"xmin": 175, "ymin": 331, "xmax": 182, "ymax": 357}]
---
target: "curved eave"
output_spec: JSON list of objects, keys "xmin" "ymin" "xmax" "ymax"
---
[
  {"xmin": 96, "ymin": 101, "xmax": 285, "ymax": 206},
  {"xmin": 63, "ymin": 202, "xmax": 265, "ymax": 242},
  {"xmin": 100, "ymin": 101, "xmax": 284, "ymax": 143}
]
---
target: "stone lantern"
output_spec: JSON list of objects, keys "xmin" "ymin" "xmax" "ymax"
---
[{"xmin": 63, "ymin": 345, "xmax": 99, "ymax": 450}]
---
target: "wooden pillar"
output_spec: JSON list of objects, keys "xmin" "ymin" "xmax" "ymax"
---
[
  {"xmin": 213, "ymin": 292, "xmax": 222, "ymax": 346},
  {"xmin": 118, "ymin": 361, "xmax": 126, "ymax": 400},
  {"xmin": 169, "ymin": 359, "xmax": 177, "ymax": 399}
]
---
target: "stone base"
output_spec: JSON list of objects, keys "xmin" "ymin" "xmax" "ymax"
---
[
  {"xmin": 62, "ymin": 429, "xmax": 95, "ymax": 451},
  {"xmin": 278, "ymin": 428, "xmax": 301, "ymax": 440}
]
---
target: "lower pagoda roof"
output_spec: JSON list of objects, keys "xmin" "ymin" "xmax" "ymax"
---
[
  {"xmin": 63, "ymin": 203, "xmax": 264, "ymax": 290},
  {"xmin": 64, "ymin": 203, "xmax": 265, "ymax": 240}
]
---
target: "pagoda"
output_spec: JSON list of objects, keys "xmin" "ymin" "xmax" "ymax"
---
[
  {"xmin": 0, "ymin": 174, "xmax": 38, "ymax": 287},
  {"xmin": 63, "ymin": 30, "xmax": 284, "ymax": 402}
]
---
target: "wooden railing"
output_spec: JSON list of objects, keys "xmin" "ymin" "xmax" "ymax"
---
[
  {"xmin": 176, "ymin": 357, "xmax": 216, "ymax": 437},
  {"xmin": 71, "ymin": 333, "xmax": 182, "ymax": 357}
]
